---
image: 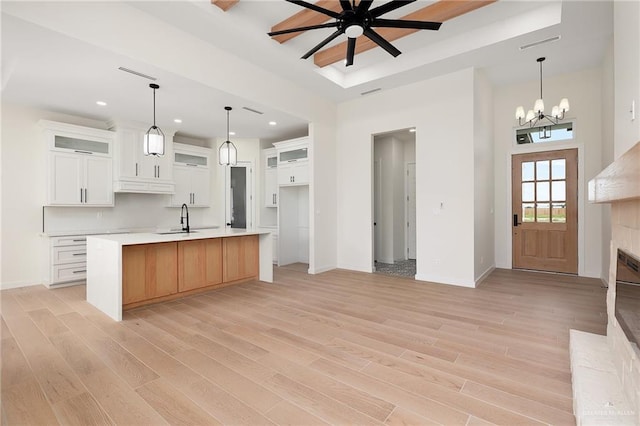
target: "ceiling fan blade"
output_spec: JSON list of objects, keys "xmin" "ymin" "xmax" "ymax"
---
[
  {"xmin": 268, "ymin": 22, "xmax": 339, "ymax": 37},
  {"xmin": 285, "ymin": 0, "xmax": 341, "ymax": 19},
  {"xmin": 356, "ymin": 0, "xmax": 374, "ymax": 12},
  {"xmin": 364, "ymin": 28, "xmax": 401, "ymax": 57},
  {"xmin": 340, "ymin": 0, "xmax": 352, "ymax": 11},
  {"xmin": 371, "ymin": 18, "xmax": 442, "ymax": 31},
  {"xmin": 301, "ymin": 29, "xmax": 344, "ymax": 59},
  {"xmin": 369, "ymin": 0, "xmax": 417, "ymax": 18},
  {"xmin": 346, "ymin": 37, "xmax": 356, "ymax": 66}
]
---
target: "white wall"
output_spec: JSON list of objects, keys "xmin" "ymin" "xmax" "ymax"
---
[
  {"xmin": 473, "ymin": 69, "xmax": 495, "ymax": 281},
  {"xmin": 601, "ymin": 40, "xmax": 615, "ymax": 283},
  {"xmin": 493, "ymin": 67, "xmax": 605, "ymax": 279},
  {"xmin": 613, "ymin": 0, "xmax": 640, "ymax": 158},
  {"xmin": 336, "ymin": 68, "xmax": 476, "ymax": 287}
]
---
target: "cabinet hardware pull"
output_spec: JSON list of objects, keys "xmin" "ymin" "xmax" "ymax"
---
[
  {"xmin": 288, "ymin": 159, "xmax": 296, "ymax": 162},
  {"xmin": 84, "ymin": 188, "xmax": 87, "ymax": 203},
  {"xmin": 135, "ymin": 163, "xmax": 138, "ymax": 176},
  {"xmin": 74, "ymin": 150, "xmax": 93, "ymax": 155},
  {"xmin": 73, "ymin": 270, "xmax": 87, "ymax": 274},
  {"xmin": 73, "ymin": 253, "xmax": 86, "ymax": 256},
  {"xmin": 157, "ymin": 165, "xmax": 160, "ymax": 178},
  {"xmin": 187, "ymin": 164, "xmax": 198, "ymax": 167},
  {"xmin": 72, "ymin": 239, "xmax": 86, "ymax": 242},
  {"xmin": 80, "ymin": 188, "xmax": 83, "ymax": 203}
]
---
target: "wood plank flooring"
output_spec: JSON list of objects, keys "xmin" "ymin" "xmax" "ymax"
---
[{"xmin": 1, "ymin": 268, "xmax": 607, "ymax": 425}]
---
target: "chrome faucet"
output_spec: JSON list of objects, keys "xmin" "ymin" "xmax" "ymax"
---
[{"xmin": 180, "ymin": 203, "xmax": 190, "ymax": 233}]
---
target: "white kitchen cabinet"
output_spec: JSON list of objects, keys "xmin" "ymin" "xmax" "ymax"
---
[
  {"xmin": 263, "ymin": 148, "xmax": 278, "ymax": 208},
  {"xmin": 46, "ymin": 235, "xmax": 88, "ymax": 287},
  {"xmin": 41, "ymin": 120, "xmax": 114, "ymax": 206},
  {"xmin": 109, "ymin": 122, "xmax": 175, "ymax": 194},
  {"xmin": 274, "ymin": 137, "xmax": 309, "ymax": 187},
  {"xmin": 170, "ymin": 143, "xmax": 211, "ymax": 207}
]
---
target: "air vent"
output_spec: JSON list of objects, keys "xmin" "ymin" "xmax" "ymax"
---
[
  {"xmin": 519, "ymin": 36, "xmax": 561, "ymax": 51},
  {"xmin": 118, "ymin": 67, "xmax": 157, "ymax": 81},
  {"xmin": 361, "ymin": 88, "xmax": 381, "ymax": 96},
  {"xmin": 242, "ymin": 106, "xmax": 264, "ymax": 115}
]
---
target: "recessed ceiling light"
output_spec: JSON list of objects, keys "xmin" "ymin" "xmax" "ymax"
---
[
  {"xmin": 409, "ymin": 128, "xmax": 416, "ymax": 133},
  {"xmin": 174, "ymin": 119, "xmax": 182, "ymax": 123},
  {"xmin": 96, "ymin": 101, "xmax": 107, "ymax": 106},
  {"xmin": 269, "ymin": 121, "xmax": 277, "ymax": 126},
  {"xmin": 229, "ymin": 131, "xmax": 236, "ymax": 136}
]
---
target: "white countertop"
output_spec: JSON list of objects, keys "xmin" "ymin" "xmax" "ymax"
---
[
  {"xmin": 41, "ymin": 225, "xmax": 222, "ymax": 237},
  {"xmin": 87, "ymin": 228, "xmax": 272, "ymax": 246}
]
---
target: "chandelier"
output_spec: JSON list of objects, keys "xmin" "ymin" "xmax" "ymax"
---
[{"xmin": 515, "ymin": 57, "xmax": 570, "ymax": 139}]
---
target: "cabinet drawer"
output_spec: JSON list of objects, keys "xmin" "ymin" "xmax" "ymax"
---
[
  {"xmin": 51, "ymin": 235, "xmax": 87, "ymax": 247},
  {"xmin": 52, "ymin": 246, "xmax": 87, "ymax": 265},
  {"xmin": 52, "ymin": 263, "xmax": 86, "ymax": 283}
]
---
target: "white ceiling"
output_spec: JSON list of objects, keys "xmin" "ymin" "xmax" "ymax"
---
[{"xmin": 1, "ymin": 1, "xmax": 613, "ymax": 141}]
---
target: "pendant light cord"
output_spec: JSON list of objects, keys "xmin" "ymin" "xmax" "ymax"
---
[
  {"xmin": 539, "ymin": 59, "xmax": 543, "ymax": 100},
  {"xmin": 153, "ymin": 87, "xmax": 157, "ymax": 128},
  {"xmin": 226, "ymin": 108, "xmax": 230, "ymax": 141}
]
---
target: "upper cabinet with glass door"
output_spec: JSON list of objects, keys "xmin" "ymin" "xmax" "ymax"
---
[{"xmin": 274, "ymin": 137, "xmax": 309, "ymax": 186}]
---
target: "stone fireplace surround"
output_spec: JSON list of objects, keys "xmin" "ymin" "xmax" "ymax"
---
[{"xmin": 571, "ymin": 141, "xmax": 640, "ymax": 425}]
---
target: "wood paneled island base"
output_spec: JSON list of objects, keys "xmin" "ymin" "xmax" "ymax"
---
[
  {"xmin": 87, "ymin": 229, "xmax": 272, "ymax": 321},
  {"xmin": 122, "ymin": 235, "xmax": 260, "ymax": 311}
]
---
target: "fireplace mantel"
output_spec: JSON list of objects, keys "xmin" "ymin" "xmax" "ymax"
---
[{"xmin": 589, "ymin": 141, "xmax": 640, "ymax": 203}]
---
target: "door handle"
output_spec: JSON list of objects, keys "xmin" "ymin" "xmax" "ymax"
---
[{"xmin": 513, "ymin": 214, "xmax": 521, "ymax": 227}]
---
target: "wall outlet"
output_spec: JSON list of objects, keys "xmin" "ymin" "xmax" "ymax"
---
[
  {"xmin": 433, "ymin": 258, "xmax": 441, "ymax": 265},
  {"xmin": 96, "ymin": 211, "xmax": 103, "ymax": 220}
]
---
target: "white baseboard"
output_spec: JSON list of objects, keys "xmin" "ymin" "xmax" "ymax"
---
[
  {"xmin": 1, "ymin": 280, "xmax": 42, "ymax": 290},
  {"xmin": 475, "ymin": 266, "xmax": 495, "ymax": 286},
  {"xmin": 309, "ymin": 265, "xmax": 335, "ymax": 274},
  {"xmin": 414, "ymin": 273, "xmax": 476, "ymax": 288}
]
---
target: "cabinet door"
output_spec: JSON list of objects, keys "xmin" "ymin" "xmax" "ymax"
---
[
  {"xmin": 291, "ymin": 163, "xmax": 309, "ymax": 185},
  {"xmin": 122, "ymin": 242, "xmax": 177, "ymax": 306},
  {"xmin": 172, "ymin": 166, "xmax": 192, "ymax": 206},
  {"xmin": 223, "ymin": 235, "xmax": 259, "ymax": 282},
  {"xmin": 122, "ymin": 245, "xmax": 147, "ymax": 305},
  {"xmin": 50, "ymin": 153, "xmax": 83, "ymax": 205},
  {"xmin": 148, "ymin": 242, "xmax": 178, "ymax": 299},
  {"xmin": 190, "ymin": 168, "xmax": 210, "ymax": 207},
  {"xmin": 84, "ymin": 157, "xmax": 113, "ymax": 206},
  {"xmin": 264, "ymin": 168, "xmax": 278, "ymax": 207},
  {"xmin": 117, "ymin": 129, "xmax": 141, "ymax": 179},
  {"xmin": 277, "ymin": 164, "xmax": 292, "ymax": 186},
  {"xmin": 178, "ymin": 239, "xmax": 222, "ymax": 292}
]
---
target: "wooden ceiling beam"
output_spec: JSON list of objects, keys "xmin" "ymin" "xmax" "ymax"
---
[
  {"xmin": 313, "ymin": 0, "xmax": 497, "ymax": 67},
  {"xmin": 211, "ymin": 0, "xmax": 239, "ymax": 12},
  {"xmin": 270, "ymin": 1, "xmax": 343, "ymax": 44}
]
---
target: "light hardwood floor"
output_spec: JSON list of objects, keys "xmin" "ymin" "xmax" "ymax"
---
[{"xmin": 1, "ymin": 267, "xmax": 607, "ymax": 425}]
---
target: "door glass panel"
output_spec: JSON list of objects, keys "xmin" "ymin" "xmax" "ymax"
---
[
  {"xmin": 552, "ymin": 203, "xmax": 566, "ymax": 223},
  {"xmin": 279, "ymin": 148, "xmax": 308, "ymax": 162},
  {"xmin": 522, "ymin": 203, "xmax": 535, "ymax": 222},
  {"xmin": 536, "ymin": 203, "xmax": 550, "ymax": 222},
  {"xmin": 536, "ymin": 160, "xmax": 550, "ymax": 180},
  {"xmin": 537, "ymin": 182, "xmax": 550, "ymax": 202},
  {"xmin": 522, "ymin": 162, "xmax": 534, "ymax": 181},
  {"xmin": 175, "ymin": 153, "xmax": 207, "ymax": 166},
  {"xmin": 551, "ymin": 159, "xmax": 566, "ymax": 179},
  {"xmin": 522, "ymin": 182, "xmax": 535, "ymax": 202},
  {"xmin": 267, "ymin": 156, "xmax": 277, "ymax": 168},
  {"xmin": 552, "ymin": 181, "xmax": 566, "ymax": 201}
]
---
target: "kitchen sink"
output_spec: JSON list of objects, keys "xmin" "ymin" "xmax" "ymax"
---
[{"xmin": 156, "ymin": 230, "xmax": 198, "ymax": 235}]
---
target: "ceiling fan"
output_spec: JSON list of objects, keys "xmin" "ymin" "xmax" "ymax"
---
[{"xmin": 268, "ymin": 0, "xmax": 442, "ymax": 67}]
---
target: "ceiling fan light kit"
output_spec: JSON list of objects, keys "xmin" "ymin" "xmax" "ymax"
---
[
  {"xmin": 268, "ymin": 0, "xmax": 442, "ymax": 67},
  {"xmin": 144, "ymin": 83, "xmax": 165, "ymax": 157},
  {"xmin": 515, "ymin": 57, "xmax": 570, "ymax": 139}
]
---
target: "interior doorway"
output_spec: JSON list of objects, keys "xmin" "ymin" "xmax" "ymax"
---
[
  {"xmin": 372, "ymin": 128, "xmax": 416, "ymax": 278},
  {"xmin": 512, "ymin": 148, "xmax": 578, "ymax": 274},
  {"xmin": 225, "ymin": 161, "xmax": 254, "ymax": 229}
]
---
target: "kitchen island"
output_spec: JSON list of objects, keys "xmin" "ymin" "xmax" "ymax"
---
[{"xmin": 86, "ymin": 229, "xmax": 272, "ymax": 321}]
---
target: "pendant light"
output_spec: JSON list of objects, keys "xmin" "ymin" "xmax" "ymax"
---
[
  {"xmin": 144, "ymin": 83, "xmax": 165, "ymax": 156},
  {"xmin": 219, "ymin": 106, "xmax": 238, "ymax": 166},
  {"xmin": 515, "ymin": 57, "xmax": 570, "ymax": 139}
]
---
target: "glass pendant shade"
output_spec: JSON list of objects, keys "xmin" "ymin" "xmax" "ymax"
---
[
  {"xmin": 551, "ymin": 105, "xmax": 560, "ymax": 118},
  {"xmin": 219, "ymin": 140, "xmax": 237, "ymax": 166},
  {"xmin": 515, "ymin": 106, "xmax": 525, "ymax": 120},
  {"xmin": 559, "ymin": 98, "xmax": 570, "ymax": 112},
  {"xmin": 144, "ymin": 83, "xmax": 164, "ymax": 156},
  {"xmin": 144, "ymin": 126, "xmax": 165, "ymax": 156},
  {"xmin": 525, "ymin": 110, "xmax": 535, "ymax": 122},
  {"xmin": 534, "ymin": 99, "xmax": 544, "ymax": 114}
]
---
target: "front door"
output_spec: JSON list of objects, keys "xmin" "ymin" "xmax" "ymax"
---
[{"xmin": 512, "ymin": 148, "xmax": 578, "ymax": 274}]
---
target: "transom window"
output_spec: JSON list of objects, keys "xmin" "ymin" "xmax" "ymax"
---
[
  {"xmin": 521, "ymin": 158, "xmax": 566, "ymax": 223},
  {"xmin": 516, "ymin": 122, "xmax": 573, "ymax": 145}
]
